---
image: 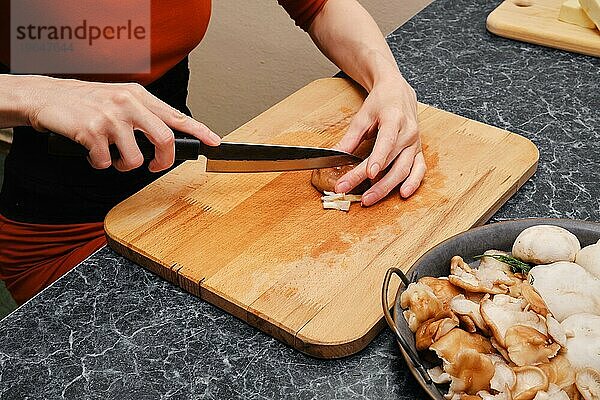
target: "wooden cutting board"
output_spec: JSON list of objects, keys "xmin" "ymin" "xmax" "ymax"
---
[
  {"xmin": 105, "ymin": 78, "xmax": 539, "ymax": 358},
  {"xmin": 487, "ymin": 0, "xmax": 600, "ymax": 57}
]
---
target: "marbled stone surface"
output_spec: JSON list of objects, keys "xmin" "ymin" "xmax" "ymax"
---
[{"xmin": 1, "ymin": 0, "xmax": 599, "ymax": 398}]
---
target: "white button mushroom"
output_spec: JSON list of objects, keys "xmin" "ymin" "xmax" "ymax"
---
[
  {"xmin": 512, "ymin": 225, "xmax": 581, "ymax": 264},
  {"xmin": 576, "ymin": 241, "xmax": 600, "ymax": 279},
  {"xmin": 560, "ymin": 313, "xmax": 600, "ymax": 372},
  {"xmin": 529, "ymin": 262, "xmax": 600, "ymax": 322}
]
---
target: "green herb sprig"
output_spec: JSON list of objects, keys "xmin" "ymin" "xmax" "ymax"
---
[{"xmin": 473, "ymin": 254, "xmax": 533, "ymax": 274}]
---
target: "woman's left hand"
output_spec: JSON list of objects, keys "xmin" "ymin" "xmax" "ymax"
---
[{"xmin": 333, "ymin": 73, "xmax": 426, "ymax": 206}]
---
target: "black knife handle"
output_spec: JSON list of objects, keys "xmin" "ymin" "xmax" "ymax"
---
[{"xmin": 47, "ymin": 131, "xmax": 201, "ymax": 161}]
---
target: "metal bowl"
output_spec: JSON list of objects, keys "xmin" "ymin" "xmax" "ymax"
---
[{"xmin": 381, "ymin": 218, "xmax": 600, "ymax": 399}]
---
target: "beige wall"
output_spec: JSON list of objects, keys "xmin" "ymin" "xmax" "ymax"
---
[{"xmin": 188, "ymin": 0, "xmax": 431, "ymax": 136}]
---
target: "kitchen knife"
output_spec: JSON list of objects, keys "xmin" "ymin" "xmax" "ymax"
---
[{"xmin": 47, "ymin": 132, "xmax": 362, "ymax": 173}]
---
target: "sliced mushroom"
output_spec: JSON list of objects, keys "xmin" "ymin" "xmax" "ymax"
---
[
  {"xmin": 575, "ymin": 368, "xmax": 600, "ymax": 400},
  {"xmin": 561, "ymin": 313, "xmax": 600, "ymax": 372},
  {"xmin": 429, "ymin": 328, "xmax": 494, "ymax": 364},
  {"xmin": 451, "ymin": 294, "xmax": 490, "ymax": 335},
  {"xmin": 446, "ymin": 349, "xmax": 495, "ymax": 395},
  {"xmin": 529, "ymin": 262, "xmax": 600, "ymax": 322},
  {"xmin": 418, "ymin": 276, "xmax": 463, "ymax": 308},
  {"xmin": 480, "ymin": 295, "xmax": 547, "ymax": 348},
  {"xmin": 400, "ymin": 282, "xmax": 444, "ymax": 332},
  {"xmin": 512, "ymin": 225, "xmax": 581, "ymax": 264},
  {"xmin": 504, "ymin": 325, "xmax": 561, "ymax": 366},
  {"xmin": 449, "ymin": 256, "xmax": 508, "ymax": 294},
  {"xmin": 513, "ymin": 366, "xmax": 550, "ymax": 400},
  {"xmin": 576, "ymin": 242, "xmax": 600, "ymax": 279},
  {"xmin": 415, "ymin": 314, "xmax": 459, "ymax": 351}
]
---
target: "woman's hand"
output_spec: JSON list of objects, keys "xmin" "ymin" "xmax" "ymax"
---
[
  {"xmin": 23, "ymin": 75, "xmax": 221, "ymax": 172},
  {"xmin": 334, "ymin": 73, "xmax": 426, "ymax": 206}
]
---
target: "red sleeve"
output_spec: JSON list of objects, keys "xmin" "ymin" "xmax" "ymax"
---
[{"xmin": 278, "ymin": 0, "xmax": 329, "ymax": 31}]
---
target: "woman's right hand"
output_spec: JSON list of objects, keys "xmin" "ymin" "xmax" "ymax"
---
[{"xmin": 22, "ymin": 75, "xmax": 221, "ymax": 172}]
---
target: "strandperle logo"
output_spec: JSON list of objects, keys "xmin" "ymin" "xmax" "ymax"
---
[
  {"xmin": 14, "ymin": 19, "xmax": 147, "ymax": 47},
  {"xmin": 10, "ymin": 0, "xmax": 151, "ymax": 74}
]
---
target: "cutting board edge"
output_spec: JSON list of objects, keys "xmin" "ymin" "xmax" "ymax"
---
[
  {"xmin": 486, "ymin": 0, "xmax": 600, "ymax": 58},
  {"xmin": 105, "ymin": 233, "xmax": 180, "ymax": 284}
]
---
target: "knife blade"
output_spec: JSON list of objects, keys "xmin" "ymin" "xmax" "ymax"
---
[{"xmin": 47, "ymin": 131, "xmax": 362, "ymax": 172}]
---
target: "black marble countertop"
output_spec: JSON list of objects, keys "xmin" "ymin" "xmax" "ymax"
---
[{"xmin": 1, "ymin": 0, "xmax": 599, "ymax": 398}]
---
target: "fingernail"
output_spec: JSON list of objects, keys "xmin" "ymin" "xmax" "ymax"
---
[
  {"xmin": 337, "ymin": 181, "xmax": 351, "ymax": 193},
  {"xmin": 369, "ymin": 163, "xmax": 380, "ymax": 178},
  {"xmin": 362, "ymin": 193, "xmax": 375, "ymax": 206},
  {"xmin": 401, "ymin": 185, "xmax": 414, "ymax": 198}
]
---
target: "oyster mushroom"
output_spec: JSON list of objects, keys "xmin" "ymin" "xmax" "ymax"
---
[
  {"xmin": 513, "ymin": 366, "xmax": 550, "ymax": 400},
  {"xmin": 476, "ymin": 250, "xmax": 518, "ymax": 288},
  {"xmin": 446, "ymin": 349, "xmax": 495, "ymax": 395},
  {"xmin": 477, "ymin": 391, "xmax": 511, "ymax": 400},
  {"xmin": 529, "ymin": 263, "xmax": 600, "ymax": 322},
  {"xmin": 490, "ymin": 361, "xmax": 517, "ymax": 393},
  {"xmin": 415, "ymin": 314, "xmax": 459, "ymax": 351},
  {"xmin": 429, "ymin": 328, "xmax": 494, "ymax": 364},
  {"xmin": 480, "ymin": 294, "xmax": 547, "ymax": 348},
  {"xmin": 449, "ymin": 256, "xmax": 508, "ymax": 294},
  {"xmin": 575, "ymin": 368, "xmax": 600, "ymax": 400},
  {"xmin": 418, "ymin": 276, "xmax": 463, "ymax": 308},
  {"xmin": 490, "ymin": 336, "xmax": 512, "ymax": 364},
  {"xmin": 520, "ymin": 281, "xmax": 550, "ymax": 316},
  {"xmin": 576, "ymin": 241, "xmax": 600, "ymax": 279},
  {"xmin": 427, "ymin": 365, "xmax": 452, "ymax": 384},
  {"xmin": 451, "ymin": 294, "xmax": 490, "ymax": 335},
  {"xmin": 504, "ymin": 325, "xmax": 561, "ymax": 366},
  {"xmin": 400, "ymin": 282, "xmax": 444, "ymax": 332},
  {"xmin": 561, "ymin": 313, "xmax": 600, "ymax": 372},
  {"xmin": 532, "ymin": 383, "xmax": 570, "ymax": 400},
  {"xmin": 512, "ymin": 225, "xmax": 580, "ymax": 264},
  {"xmin": 479, "ymin": 250, "xmax": 513, "ymax": 272},
  {"xmin": 538, "ymin": 355, "xmax": 576, "ymax": 390},
  {"xmin": 546, "ymin": 314, "xmax": 567, "ymax": 348}
]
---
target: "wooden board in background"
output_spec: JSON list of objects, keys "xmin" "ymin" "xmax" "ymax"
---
[
  {"xmin": 105, "ymin": 78, "xmax": 539, "ymax": 358},
  {"xmin": 487, "ymin": 0, "xmax": 600, "ymax": 57}
]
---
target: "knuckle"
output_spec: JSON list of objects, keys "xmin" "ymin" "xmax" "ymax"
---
[
  {"xmin": 397, "ymin": 166, "xmax": 411, "ymax": 178},
  {"xmin": 124, "ymin": 82, "xmax": 144, "ymax": 94},
  {"xmin": 153, "ymin": 131, "xmax": 175, "ymax": 148},
  {"xmin": 124, "ymin": 153, "xmax": 144, "ymax": 170},
  {"xmin": 86, "ymin": 114, "xmax": 113, "ymax": 134},
  {"xmin": 110, "ymin": 89, "xmax": 135, "ymax": 106},
  {"xmin": 172, "ymin": 108, "xmax": 188, "ymax": 121}
]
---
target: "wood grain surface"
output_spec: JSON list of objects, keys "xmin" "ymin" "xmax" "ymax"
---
[
  {"xmin": 487, "ymin": 0, "xmax": 600, "ymax": 57},
  {"xmin": 105, "ymin": 78, "xmax": 539, "ymax": 358}
]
